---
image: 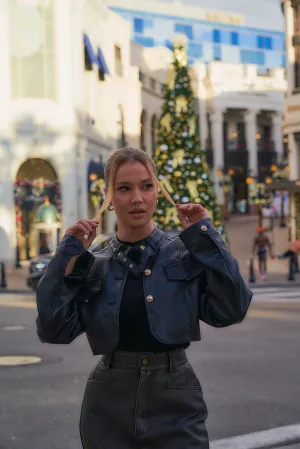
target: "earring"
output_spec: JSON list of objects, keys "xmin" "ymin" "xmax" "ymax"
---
[{"xmin": 108, "ymin": 203, "xmax": 114, "ymax": 211}]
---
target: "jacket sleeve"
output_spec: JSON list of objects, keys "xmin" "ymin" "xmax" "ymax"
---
[
  {"xmin": 180, "ymin": 218, "xmax": 253, "ymax": 327},
  {"xmin": 36, "ymin": 234, "xmax": 95, "ymax": 344}
]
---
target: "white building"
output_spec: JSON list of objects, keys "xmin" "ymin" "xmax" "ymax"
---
[
  {"xmin": 281, "ymin": 0, "xmax": 300, "ymax": 240},
  {"xmin": 0, "ymin": 0, "xmax": 142, "ymax": 265},
  {"xmin": 123, "ymin": 0, "xmax": 287, "ymax": 213}
]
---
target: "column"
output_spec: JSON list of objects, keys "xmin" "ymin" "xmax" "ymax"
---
[
  {"xmin": 210, "ymin": 109, "xmax": 225, "ymax": 204},
  {"xmin": 244, "ymin": 109, "xmax": 259, "ymax": 176},
  {"xmin": 0, "ymin": 141, "xmax": 15, "ymax": 266},
  {"xmin": 288, "ymin": 132, "xmax": 299, "ymax": 180},
  {"xmin": 272, "ymin": 112, "xmax": 284, "ymax": 160}
]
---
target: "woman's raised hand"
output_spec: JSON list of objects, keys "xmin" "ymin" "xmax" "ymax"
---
[
  {"xmin": 176, "ymin": 204, "xmax": 209, "ymax": 230},
  {"xmin": 65, "ymin": 219, "xmax": 99, "ymax": 250}
]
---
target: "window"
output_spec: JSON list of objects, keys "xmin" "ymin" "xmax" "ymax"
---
[
  {"xmin": 115, "ymin": 45, "xmax": 123, "ymax": 76},
  {"xmin": 139, "ymin": 70, "xmax": 144, "ymax": 82},
  {"xmin": 150, "ymin": 78, "xmax": 156, "ymax": 90},
  {"xmin": 213, "ymin": 45, "xmax": 221, "ymax": 61},
  {"xmin": 117, "ymin": 105, "xmax": 126, "ymax": 148},
  {"xmin": 213, "ymin": 29, "xmax": 221, "ymax": 43},
  {"xmin": 140, "ymin": 110, "xmax": 147, "ymax": 151},
  {"xmin": 187, "ymin": 43, "xmax": 203, "ymax": 58},
  {"xmin": 151, "ymin": 115, "xmax": 157, "ymax": 154},
  {"xmin": 175, "ymin": 24, "xmax": 193, "ymax": 40},
  {"xmin": 231, "ymin": 32, "xmax": 239, "ymax": 46},
  {"xmin": 134, "ymin": 35, "xmax": 154, "ymax": 47},
  {"xmin": 10, "ymin": 0, "xmax": 56, "ymax": 99},
  {"xmin": 134, "ymin": 18, "xmax": 144, "ymax": 33}
]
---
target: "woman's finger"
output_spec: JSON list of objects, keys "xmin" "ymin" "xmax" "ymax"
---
[{"xmin": 79, "ymin": 219, "xmax": 93, "ymax": 233}]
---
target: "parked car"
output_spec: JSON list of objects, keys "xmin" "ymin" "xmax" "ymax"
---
[{"xmin": 27, "ymin": 233, "xmax": 113, "ymax": 291}]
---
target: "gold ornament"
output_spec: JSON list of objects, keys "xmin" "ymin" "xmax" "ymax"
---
[
  {"xmin": 175, "ymin": 95, "xmax": 188, "ymax": 113},
  {"xmin": 174, "ymin": 171, "xmax": 182, "ymax": 177},
  {"xmin": 189, "ymin": 117, "xmax": 196, "ymax": 136},
  {"xmin": 160, "ymin": 113, "xmax": 171, "ymax": 132},
  {"xmin": 186, "ymin": 180, "xmax": 199, "ymax": 198},
  {"xmin": 165, "ymin": 206, "xmax": 180, "ymax": 225},
  {"xmin": 160, "ymin": 177, "xmax": 174, "ymax": 193},
  {"xmin": 166, "ymin": 67, "xmax": 176, "ymax": 89},
  {"xmin": 172, "ymin": 149, "xmax": 185, "ymax": 168}
]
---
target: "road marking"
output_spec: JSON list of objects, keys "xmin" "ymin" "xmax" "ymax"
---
[
  {"xmin": 2, "ymin": 325, "xmax": 26, "ymax": 331},
  {"xmin": 0, "ymin": 299, "xmax": 36, "ymax": 309},
  {"xmin": 211, "ymin": 423, "xmax": 300, "ymax": 449},
  {"xmin": 247, "ymin": 309, "xmax": 300, "ymax": 321},
  {"xmin": 0, "ymin": 356, "xmax": 41, "ymax": 366}
]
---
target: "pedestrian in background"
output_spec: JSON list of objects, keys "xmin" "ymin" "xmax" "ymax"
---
[
  {"xmin": 252, "ymin": 227, "xmax": 273, "ymax": 280},
  {"xmin": 36, "ymin": 147, "xmax": 252, "ymax": 449}
]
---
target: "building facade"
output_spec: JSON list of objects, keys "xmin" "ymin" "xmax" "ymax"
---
[
  {"xmin": 282, "ymin": 0, "xmax": 300, "ymax": 240},
  {"xmin": 0, "ymin": 0, "xmax": 141, "ymax": 265},
  {"xmin": 116, "ymin": 0, "xmax": 287, "ymax": 212}
]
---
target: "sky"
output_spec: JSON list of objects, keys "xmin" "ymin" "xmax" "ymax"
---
[{"xmin": 151, "ymin": 0, "xmax": 285, "ymax": 31}]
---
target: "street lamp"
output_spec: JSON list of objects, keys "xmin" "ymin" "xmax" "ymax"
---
[
  {"xmin": 249, "ymin": 178, "xmax": 272, "ymax": 228},
  {"xmin": 217, "ymin": 168, "xmax": 234, "ymax": 220},
  {"xmin": 269, "ymin": 162, "xmax": 290, "ymax": 228}
]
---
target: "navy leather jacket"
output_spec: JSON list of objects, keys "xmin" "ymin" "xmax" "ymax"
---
[{"xmin": 36, "ymin": 219, "xmax": 252, "ymax": 355}]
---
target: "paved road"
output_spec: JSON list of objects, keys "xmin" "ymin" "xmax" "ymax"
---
[{"xmin": 0, "ymin": 291, "xmax": 299, "ymax": 449}]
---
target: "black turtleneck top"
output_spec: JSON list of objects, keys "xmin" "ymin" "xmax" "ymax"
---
[{"xmin": 116, "ymin": 239, "xmax": 189, "ymax": 353}]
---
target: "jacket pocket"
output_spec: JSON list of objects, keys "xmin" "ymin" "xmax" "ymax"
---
[
  {"xmin": 165, "ymin": 363, "xmax": 202, "ymax": 390},
  {"xmin": 82, "ymin": 277, "xmax": 103, "ymax": 302},
  {"xmin": 164, "ymin": 260, "xmax": 205, "ymax": 281},
  {"xmin": 88, "ymin": 359, "xmax": 111, "ymax": 383}
]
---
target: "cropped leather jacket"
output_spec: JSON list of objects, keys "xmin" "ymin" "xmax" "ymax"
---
[{"xmin": 36, "ymin": 218, "xmax": 253, "ymax": 355}]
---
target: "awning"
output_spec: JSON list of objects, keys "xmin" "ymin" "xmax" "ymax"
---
[
  {"xmin": 265, "ymin": 179, "xmax": 300, "ymax": 193},
  {"xmin": 84, "ymin": 34, "xmax": 99, "ymax": 67},
  {"xmin": 97, "ymin": 47, "xmax": 110, "ymax": 75}
]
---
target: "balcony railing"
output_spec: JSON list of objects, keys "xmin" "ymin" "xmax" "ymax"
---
[
  {"xmin": 225, "ymin": 150, "xmax": 249, "ymax": 170},
  {"xmin": 257, "ymin": 150, "xmax": 277, "ymax": 168},
  {"xmin": 225, "ymin": 139, "xmax": 247, "ymax": 151},
  {"xmin": 257, "ymin": 140, "xmax": 275, "ymax": 152}
]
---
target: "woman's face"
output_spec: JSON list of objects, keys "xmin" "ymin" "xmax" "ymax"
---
[{"xmin": 111, "ymin": 161, "xmax": 158, "ymax": 229}]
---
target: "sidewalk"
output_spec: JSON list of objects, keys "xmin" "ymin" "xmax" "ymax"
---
[{"xmin": 0, "ymin": 214, "xmax": 298, "ymax": 293}]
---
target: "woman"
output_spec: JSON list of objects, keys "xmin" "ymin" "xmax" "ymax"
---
[{"xmin": 36, "ymin": 147, "xmax": 252, "ymax": 449}]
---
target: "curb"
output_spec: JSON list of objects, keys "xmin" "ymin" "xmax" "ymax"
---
[
  {"xmin": 0, "ymin": 289, "xmax": 33, "ymax": 295},
  {"xmin": 211, "ymin": 424, "xmax": 300, "ymax": 449},
  {"xmin": 248, "ymin": 283, "xmax": 300, "ymax": 289}
]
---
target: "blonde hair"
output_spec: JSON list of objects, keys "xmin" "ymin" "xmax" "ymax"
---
[{"xmin": 94, "ymin": 147, "xmax": 176, "ymax": 226}]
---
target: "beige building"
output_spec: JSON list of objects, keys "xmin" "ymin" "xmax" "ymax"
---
[{"xmin": 281, "ymin": 0, "xmax": 300, "ymax": 240}]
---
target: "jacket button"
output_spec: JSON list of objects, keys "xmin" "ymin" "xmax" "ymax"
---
[
  {"xmin": 141, "ymin": 358, "xmax": 149, "ymax": 366},
  {"xmin": 144, "ymin": 269, "xmax": 152, "ymax": 276},
  {"xmin": 146, "ymin": 295, "xmax": 153, "ymax": 303},
  {"xmin": 201, "ymin": 225, "xmax": 208, "ymax": 232}
]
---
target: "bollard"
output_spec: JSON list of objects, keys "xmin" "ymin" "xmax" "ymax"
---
[
  {"xmin": 249, "ymin": 256, "xmax": 256, "ymax": 283},
  {"xmin": 288, "ymin": 254, "xmax": 295, "ymax": 281},
  {"xmin": 0, "ymin": 262, "xmax": 7, "ymax": 289}
]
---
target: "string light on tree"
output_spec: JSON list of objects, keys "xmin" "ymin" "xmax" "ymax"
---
[{"xmin": 153, "ymin": 35, "xmax": 227, "ymax": 242}]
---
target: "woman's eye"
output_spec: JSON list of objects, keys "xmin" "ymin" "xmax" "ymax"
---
[
  {"xmin": 119, "ymin": 186, "xmax": 129, "ymax": 191},
  {"xmin": 144, "ymin": 183, "xmax": 154, "ymax": 190}
]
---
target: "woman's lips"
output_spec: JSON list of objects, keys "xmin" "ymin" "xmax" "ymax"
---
[{"xmin": 130, "ymin": 211, "xmax": 146, "ymax": 218}]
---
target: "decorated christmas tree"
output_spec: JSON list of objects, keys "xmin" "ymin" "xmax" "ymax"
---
[{"xmin": 153, "ymin": 35, "xmax": 227, "ymax": 242}]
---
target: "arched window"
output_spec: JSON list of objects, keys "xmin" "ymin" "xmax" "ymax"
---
[
  {"xmin": 117, "ymin": 105, "xmax": 126, "ymax": 147},
  {"xmin": 151, "ymin": 114, "xmax": 157, "ymax": 155},
  {"xmin": 140, "ymin": 110, "xmax": 147, "ymax": 151}
]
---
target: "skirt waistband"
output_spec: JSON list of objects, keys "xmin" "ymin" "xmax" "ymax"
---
[{"xmin": 101, "ymin": 348, "xmax": 188, "ymax": 370}]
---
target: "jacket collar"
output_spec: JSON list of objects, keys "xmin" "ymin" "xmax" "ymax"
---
[{"xmin": 109, "ymin": 226, "xmax": 165, "ymax": 255}]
